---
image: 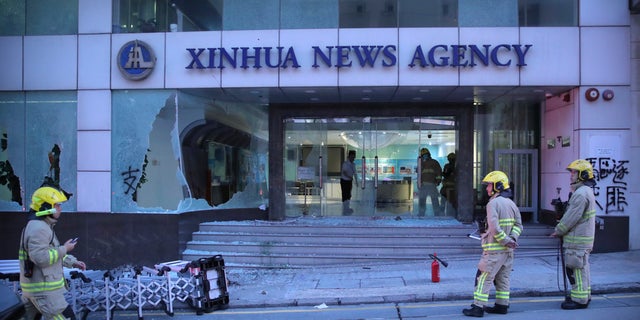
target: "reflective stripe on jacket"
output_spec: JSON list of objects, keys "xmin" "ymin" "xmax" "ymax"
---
[
  {"xmin": 19, "ymin": 218, "xmax": 77, "ymax": 294},
  {"xmin": 554, "ymin": 183, "xmax": 596, "ymax": 250},
  {"xmin": 482, "ymin": 195, "xmax": 523, "ymax": 252}
]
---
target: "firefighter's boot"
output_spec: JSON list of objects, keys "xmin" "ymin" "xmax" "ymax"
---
[
  {"xmin": 484, "ymin": 303, "xmax": 509, "ymax": 314},
  {"xmin": 462, "ymin": 304, "xmax": 484, "ymax": 317},
  {"xmin": 561, "ymin": 299, "xmax": 589, "ymax": 310}
]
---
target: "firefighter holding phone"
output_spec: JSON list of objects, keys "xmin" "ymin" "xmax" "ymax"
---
[{"xmin": 19, "ymin": 185, "xmax": 86, "ymax": 320}]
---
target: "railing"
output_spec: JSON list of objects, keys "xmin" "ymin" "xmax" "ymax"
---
[{"xmin": 0, "ymin": 256, "xmax": 229, "ymax": 319}]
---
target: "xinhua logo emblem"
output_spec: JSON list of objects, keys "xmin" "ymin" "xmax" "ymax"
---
[{"xmin": 117, "ymin": 40, "xmax": 156, "ymax": 81}]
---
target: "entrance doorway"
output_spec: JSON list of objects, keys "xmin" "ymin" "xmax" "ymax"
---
[{"xmin": 283, "ymin": 116, "xmax": 458, "ymax": 218}]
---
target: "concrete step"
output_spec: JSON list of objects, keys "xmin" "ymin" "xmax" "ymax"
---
[
  {"xmin": 182, "ymin": 219, "xmax": 558, "ymax": 267},
  {"xmin": 197, "ymin": 222, "xmax": 554, "ymax": 237},
  {"xmin": 192, "ymin": 231, "xmax": 550, "ymax": 247}
]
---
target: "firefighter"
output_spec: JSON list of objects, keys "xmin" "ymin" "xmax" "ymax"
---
[
  {"xmin": 19, "ymin": 186, "xmax": 86, "ymax": 320},
  {"xmin": 463, "ymin": 171, "xmax": 523, "ymax": 317},
  {"xmin": 550, "ymin": 159, "xmax": 596, "ymax": 310},
  {"xmin": 417, "ymin": 147, "xmax": 443, "ymax": 216}
]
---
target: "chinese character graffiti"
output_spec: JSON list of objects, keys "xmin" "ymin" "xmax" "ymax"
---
[
  {"xmin": 586, "ymin": 157, "xmax": 629, "ymax": 214},
  {"xmin": 121, "ymin": 166, "xmax": 140, "ymax": 196},
  {"xmin": 121, "ymin": 150, "xmax": 150, "ymax": 201}
]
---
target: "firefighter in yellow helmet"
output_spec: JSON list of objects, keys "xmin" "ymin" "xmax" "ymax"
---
[
  {"xmin": 551, "ymin": 159, "xmax": 596, "ymax": 310},
  {"xmin": 440, "ymin": 152, "xmax": 457, "ymax": 210},
  {"xmin": 417, "ymin": 147, "xmax": 443, "ymax": 216},
  {"xmin": 463, "ymin": 171, "xmax": 523, "ymax": 317},
  {"xmin": 19, "ymin": 186, "xmax": 86, "ymax": 320}
]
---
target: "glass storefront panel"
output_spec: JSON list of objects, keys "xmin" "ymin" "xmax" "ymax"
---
[
  {"xmin": 111, "ymin": 90, "xmax": 176, "ymax": 212},
  {"xmin": 0, "ymin": 92, "xmax": 26, "ymax": 210},
  {"xmin": 178, "ymin": 94, "xmax": 269, "ymax": 210},
  {"xmin": 459, "ymin": 0, "xmax": 518, "ymax": 27},
  {"xmin": 518, "ymin": 0, "xmax": 578, "ymax": 26},
  {"xmin": 0, "ymin": 91, "xmax": 77, "ymax": 212},
  {"xmin": 26, "ymin": 0, "xmax": 78, "ymax": 35},
  {"xmin": 284, "ymin": 119, "xmax": 327, "ymax": 217},
  {"xmin": 113, "ymin": 0, "xmax": 177, "ymax": 33},
  {"xmin": 108, "ymin": 0, "xmax": 580, "ymax": 33},
  {"xmin": 25, "ymin": 91, "xmax": 77, "ymax": 211},
  {"xmin": 281, "ymin": 0, "xmax": 338, "ymax": 29},
  {"xmin": 178, "ymin": 92, "xmax": 269, "ymax": 209},
  {"xmin": 399, "ymin": 0, "xmax": 458, "ymax": 27},
  {"xmin": 223, "ymin": 0, "xmax": 279, "ymax": 30},
  {"xmin": 112, "ymin": 89, "xmax": 268, "ymax": 213},
  {"xmin": 339, "ymin": 0, "xmax": 397, "ymax": 28},
  {"xmin": 284, "ymin": 116, "xmax": 458, "ymax": 218},
  {"xmin": 0, "ymin": 0, "xmax": 25, "ymax": 36},
  {"xmin": 113, "ymin": 0, "xmax": 224, "ymax": 33}
]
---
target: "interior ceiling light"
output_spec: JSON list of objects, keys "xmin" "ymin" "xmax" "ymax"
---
[
  {"xmin": 339, "ymin": 131, "xmax": 402, "ymax": 149},
  {"xmin": 413, "ymin": 118, "xmax": 455, "ymax": 126}
]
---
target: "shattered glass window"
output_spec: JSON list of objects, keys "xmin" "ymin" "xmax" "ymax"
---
[
  {"xmin": 0, "ymin": 92, "xmax": 26, "ymax": 211},
  {"xmin": 111, "ymin": 90, "xmax": 178, "ymax": 212},
  {"xmin": 111, "ymin": 90, "xmax": 269, "ymax": 213},
  {"xmin": 178, "ymin": 92, "xmax": 269, "ymax": 210},
  {"xmin": 26, "ymin": 92, "xmax": 77, "ymax": 211},
  {"xmin": 0, "ymin": 92, "xmax": 78, "ymax": 212}
]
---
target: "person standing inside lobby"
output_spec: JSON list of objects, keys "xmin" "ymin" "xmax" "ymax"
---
[
  {"xmin": 440, "ymin": 152, "xmax": 457, "ymax": 213},
  {"xmin": 340, "ymin": 150, "xmax": 358, "ymax": 214},
  {"xmin": 418, "ymin": 148, "xmax": 442, "ymax": 216}
]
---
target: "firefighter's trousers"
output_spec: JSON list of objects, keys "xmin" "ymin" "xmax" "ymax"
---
[
  {"xmin": 565, "ymin": 250, "xmax": 592, "ymax": 304},
  {"xmin": 473, "ymin": 250, "xmax": 514, "ymax": 307},
  {"xmin": 22, "ymin": 288, "xmax": 75, "ymax": 320}
]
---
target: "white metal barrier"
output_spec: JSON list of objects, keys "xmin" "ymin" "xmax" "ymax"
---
[{"xmin": 0, "ymin": 255, "xmax": 229, "ymax": 320}]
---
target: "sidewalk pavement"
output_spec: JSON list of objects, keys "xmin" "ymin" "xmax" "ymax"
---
[{"xmin": 224, "ymin": 250, "xmax": 640, "ymax": 309}]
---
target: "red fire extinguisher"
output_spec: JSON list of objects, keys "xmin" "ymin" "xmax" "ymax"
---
[
  {"xmin": 431, "ymin": 253, "xmax": 440, "ymax": 282},
  {"xmin": 429, "ymin": 253, "xmax": 449, "ymax": 283}
]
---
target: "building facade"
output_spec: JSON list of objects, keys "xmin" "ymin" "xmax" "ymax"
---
[{"xmin": 0, "ymin": 0, "xmax": 638, "ymax": 253}]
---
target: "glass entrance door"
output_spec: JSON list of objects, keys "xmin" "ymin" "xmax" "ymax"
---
[
  {"xmin": 284, "ymin": 118, "xmax": 328, "ymax": 217},
  {"xmin": 283, "ymin": 116, "xmax": 458, "ymax": 218},
  {"xmin": 413, "ymin": 117, "xmax": 458, "ymax": 217},
  {"xmin": 358, "ymin": 117, "xmax": 415, "ymax": 216}
]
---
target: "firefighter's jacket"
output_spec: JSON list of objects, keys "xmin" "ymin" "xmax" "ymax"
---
[
  {"xmin": 554, "ymin": 182, "xmax": 596, "ymax": 251},
  {"xmin": 481, "ymin": 194, "xmax": 523, "ymax": 252},
  {"xmin": 19, "ymin": 214, "xmax": 79, "ymax": 295}
]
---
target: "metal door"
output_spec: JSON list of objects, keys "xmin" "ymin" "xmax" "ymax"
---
[{"xmin": 495, "ymin": 149, "xmax": 539, "ymax": 221}]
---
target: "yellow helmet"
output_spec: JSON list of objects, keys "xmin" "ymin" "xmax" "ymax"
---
[
  {"xmin": 567, "ymin": 159, "xmax": 594, "ymax": 181},
  {"xmin": 420, "ymin": 148, "xmax": 430, "ymax": 156},
  {"xmin": 482, "ymin": 171, "xmax": 510, "ymax": 192},
  {"xmin": 30, "ymin": 186, "xmax": 68, "ymax": 216},
  {"xmin": 447, "ymin": 152, "xmax": 456, "ymax": 162}
]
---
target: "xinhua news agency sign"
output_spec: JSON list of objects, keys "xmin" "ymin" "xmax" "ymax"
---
[{"xmin": 184, "ymin": 44, "xmax": 533, "ymax": 70}]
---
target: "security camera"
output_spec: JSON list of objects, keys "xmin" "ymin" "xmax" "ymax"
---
[{"xmin": 428, "ymin": 133, "xmax": 432, "ymax": 139}]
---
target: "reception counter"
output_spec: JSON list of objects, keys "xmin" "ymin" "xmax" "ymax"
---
[{"xmin": 376, "ymin": 178, "xmax": 413, "ymax": 203}]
